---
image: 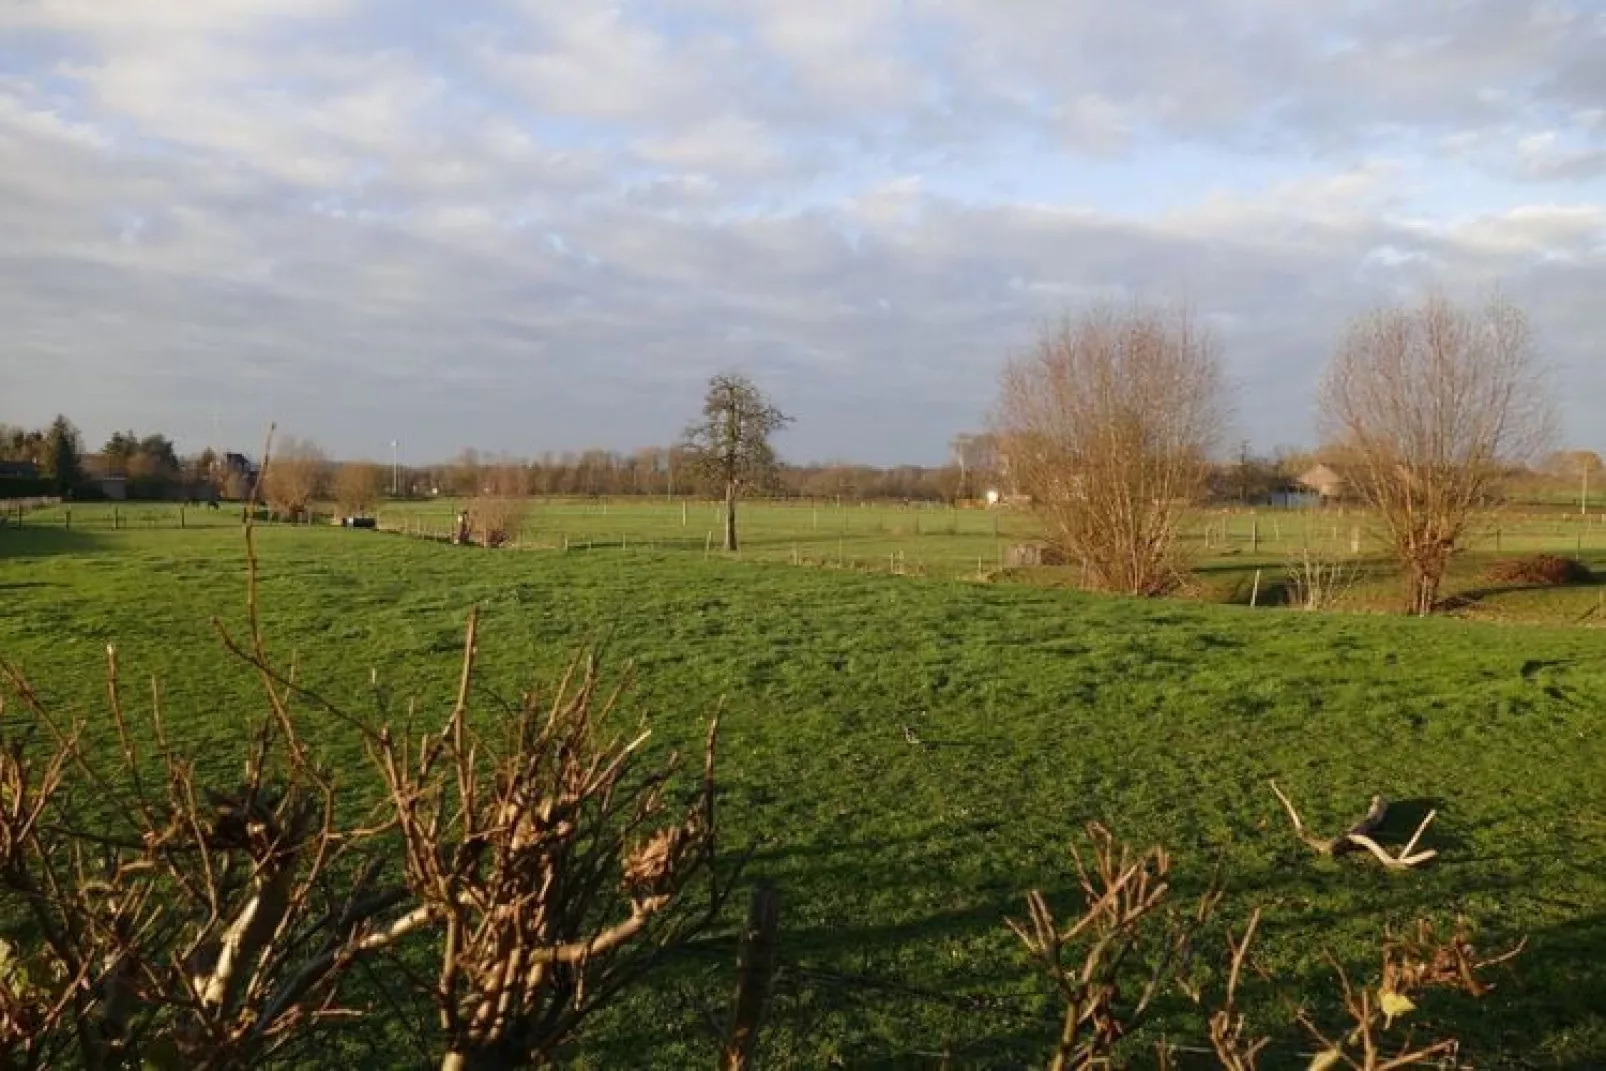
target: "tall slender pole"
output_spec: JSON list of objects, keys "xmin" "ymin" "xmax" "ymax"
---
[
  {"xmin": 1583, "ymin": 463, "xmax": 1590, "ymax": 518},
  {"xmin": 391, "ymin": 440, "xmax": 399, "ymax": 496}
]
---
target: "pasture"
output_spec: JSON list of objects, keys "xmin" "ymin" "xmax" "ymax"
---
[
  {"xmin": 2, "ymin": 520, "xmax": 1605, "ymax": 1066},
  {"xmin": 13, "ymin": 495, "xmax": 1606, "ymax": 621}
]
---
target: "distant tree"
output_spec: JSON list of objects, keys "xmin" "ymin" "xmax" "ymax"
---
[
  {"xmin": 949, "ymin": 433, "xmax": 999, "ymax": 500},
  {"xmin": 334, "ymin": 461, "xmax": 386, "ymax": 517},
  {"xmin": 103, "ymin": 431, "xmax": 139, "ymax": 468},
  {"xmin": 179, "ymin": 448, "xmax": 221, "ymax": 500},
  {"xmin": 193, "ymin": 446, "xmax": 219, "ymax": 483},
  {"xmin": 465, "ymin": 462, "xmax": 532, "ymax": 547},
  {"xmin": 263, "ymin": 437, "xmax": 328, "ymax": 521},
  {"xmin": 995, "ymin": 302, "xmax": 1227, "ymax": 595},
  {"xmin": 1221, "ymin": 442, "xmax": 1282, "ymax": 505},
  {"xmin": 42, "ymin": 415, "xmax": 84, "ymax": 495},
  {"xmin": 0, "ymin": 425, "xmax": 46, "ymax": 468},
  {"xmin": 1319, "ymin": 291, "xmax": 1555, "ymax": 615},
  {"xmin": 450, "ymin": 448, "xmax": 483, "ymax": 496},
  {"xmin": 126, "ymin": 434, "xmax": 181, "ymax": 497},
  {"xmin": 680, "ymin": 373, "xmax": 791, "ymax": 552},
  {"xmin": 137, "ymin": 434, "xmax": 179, "ymax": 473},
  {"xmin": 1541, "ymin": 450, "xmax": 1604, "ymax": 513}
]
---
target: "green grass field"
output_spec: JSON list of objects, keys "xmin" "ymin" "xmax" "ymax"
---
[
  {"xmin": 2, "ymin": 522, "xmax": 1605, "ymax": 1067},
  {"xmin": 14, "ymin": 496, "xmax": 1606, "ymax": 621}
]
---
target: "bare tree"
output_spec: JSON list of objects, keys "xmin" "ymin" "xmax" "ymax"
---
[
  {"xmin": 994, "ymin": 303, "xmax": 1227, "ymax": 595},
  {"xmin": 262, "ymin": 438, "xmax": 328, "ymax": 522},
  {"xmin": 1319, "ymin": 292, "xmax": 1555, "ymax": 614},
  {"xmin": 333, "ymin": 461, "xmax": 385, "ymax": 517},
  {"xmin": 948, "ymin": 433, "xmax": 998, "ymax": 501},
  {"xmin": 681, "ymin": 373, "xmax": 791, "ymax": 552},
  {"xmin": 465, "ymin": 460, "xmax": 530, "ymax": 547},
  {"xmin": 1541, "ymin": 449, "xmax": 1603, "ymax": 514}
]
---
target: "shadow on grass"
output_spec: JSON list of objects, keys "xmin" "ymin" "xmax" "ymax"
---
[
  {"xmin": 0, "ymin": 526, "xmax": 107, "ymax": 560},
  {"xmin": 1440, "ymin": 577, "xmax": 1603, "ymax": 613},
  {"xmin": 1376, "ymin": 796, "xmax": 1471, "ymax": 855}
]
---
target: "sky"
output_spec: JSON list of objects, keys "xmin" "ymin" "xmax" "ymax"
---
[{"xmin": 1, "ymin": 0, "xmax": 1603, "ymax": 466}]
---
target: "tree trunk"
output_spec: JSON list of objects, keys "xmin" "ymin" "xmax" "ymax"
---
[
  {"xmin": 1410, "ymin": 563, "xmax": 1441, "ymax": 616},
  {"xmin": 724, "ymin": 479, "xmax": 738, "ymax": 552}
]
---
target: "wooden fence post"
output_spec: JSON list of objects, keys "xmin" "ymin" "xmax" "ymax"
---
[{"xmin": 721, "ymin": 883, "xmax": 780, "ymax": 1071}]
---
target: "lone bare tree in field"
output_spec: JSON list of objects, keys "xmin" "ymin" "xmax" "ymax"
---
[
  {"xmin": 465, "ymin": 459, "xmax": 531, "ymax": 547},
  {"xmin": 1320, "ymin": 292, "xmax": 1555, "ymax": 615},
  {"xmin": 262, "ymin": 437, "xmax": 328, "ymax": 521},
  {"xmin": 333, "ymin": 460, "xmax": 385, "ymax": 517},
  {"xmin": 681, "ymin": 373, "xmax": 791, "ymax": 552},
  {"xmin": 995, "ymin": 303, "xmax": 1227, "ymax": 595}
]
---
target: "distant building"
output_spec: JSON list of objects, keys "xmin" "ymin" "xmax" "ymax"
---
[
  {"xmin": 222, "ymin": 452, "xmax": 259, "ymax": 482},
  {"xmin": 1297, "ymin": 463, "xmax": 1348, "ymax": 502},
  {"xmin": 0, "ymin": 461, "xmax": 39, "ymax": 480}
]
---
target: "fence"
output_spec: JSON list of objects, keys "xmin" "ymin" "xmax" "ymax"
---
[{"xmin": 0, "ymin": 502, "xmax": 313, "ymax": 531}]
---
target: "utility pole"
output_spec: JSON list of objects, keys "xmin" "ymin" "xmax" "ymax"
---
[
  {"xmin": 1584, "ymin": 462, "xmax": 1591, "ymax": 518},
  {"xmin": 391, "ymin": 440, "xmax": 399, "ymax": 497}
]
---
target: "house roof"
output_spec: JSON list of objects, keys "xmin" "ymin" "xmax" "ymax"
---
[{"xmin": 1297, "ymin": 463, "xmax": 1346, "ymax": 494}]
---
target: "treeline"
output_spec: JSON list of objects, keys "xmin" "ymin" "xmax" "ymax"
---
[
  {"xmin": 5, "ymin": 415, "xmax": 1596, "ymax": 508},
  {"xmin": 417, "ymin": 448, "xmax": 983, "ymax": 502},
  {"xmin": 0, "ymin": 416, "xmax": 242, "ymax": 501}
]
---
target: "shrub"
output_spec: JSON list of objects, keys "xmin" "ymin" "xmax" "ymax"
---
[{"xmin": 1484, "ymin": 554, "xmax": 1593, "ymax": 586}]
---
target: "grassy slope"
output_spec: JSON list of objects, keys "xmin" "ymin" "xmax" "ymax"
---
[{"xmin": 2, "ymin": 526, "xmax": 1605, "ymax": 1067}]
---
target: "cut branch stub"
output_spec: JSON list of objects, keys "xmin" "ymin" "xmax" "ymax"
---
[{"xmin": 1269, "ymin": 781, "xmax": 1438, "ymax": 870}]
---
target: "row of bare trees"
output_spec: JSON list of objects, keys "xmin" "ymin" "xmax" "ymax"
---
[
  {"xmin": 994, "ymin": 290, "xmax": 1556, "ymax": 613},
  {"xmin": 426, "ymin": 452, "xmax": 969, "ymax": 504}
]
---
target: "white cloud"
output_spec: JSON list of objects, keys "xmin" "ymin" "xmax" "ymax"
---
[{"xmin": 2, "ymin": 0, "xmax": 1604, "ymax": 462}]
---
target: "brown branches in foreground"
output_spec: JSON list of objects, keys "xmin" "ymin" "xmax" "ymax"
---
[
  {"xmin": 0, "ymin": 507, "xmax": 731, "ymax": 1069},
  {"xmin": 372, "ymin": 610, "xmax": 728, "ymax": 1069},
  {"xmin": 1270, "ymin": 782, "xmax": 1438, "ymax": 870},
  {"xmin": 1301, "ymin": 921, "xmax": 1524, "ymax": 1070},
  {"xmin": 0, "ymin": 647, "xmax": 414, "ymax": 1071},
  {"xmin": 1008, "ymin": 823, "xmax": 1220, "ymax": 1069},
  {"xmin": 1015, "ymin": 824, "xmax": 1523, "ymax": 1071}
]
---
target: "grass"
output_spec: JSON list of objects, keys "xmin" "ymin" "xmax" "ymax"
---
[
  {"xmin": 2, "ymin": 524, "xmax": 1606, "ymax": 1067},
  {"xmin": 18, "ymin": 496, "xmax": 1606, "ymax": 622}
]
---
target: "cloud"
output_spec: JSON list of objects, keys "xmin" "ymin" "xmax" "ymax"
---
[{"xmin": 2, "ymin": 0, "xmax": 1603, "ymax": 463}]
